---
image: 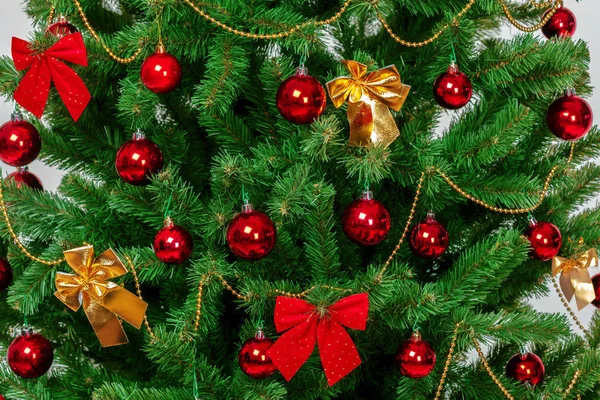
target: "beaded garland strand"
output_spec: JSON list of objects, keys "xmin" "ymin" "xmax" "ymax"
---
[
  {"xmin": 57, "ymin": 0, "xmax": 563, "ymax": 64},
  {"xmin": 0, "ymin": 138, "xmax": 583, "ymax": 397}
]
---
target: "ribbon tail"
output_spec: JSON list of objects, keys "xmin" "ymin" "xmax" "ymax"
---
[
  {"xmin": 48, "ymin": 58, "xmax": 90, "ymax": 121},
  {"xmin": 570, "ymin": 268, "xmax": 596, "ymax": 311},
  {"xmin": 82, "ymin": 293, "xmax": 129, "ymax": 347},
  {"xmin": 267, "ymin": 319, "xmax": 317, "ymax": 382},
  {"xmin": 559, "ymin": 272, "xmax": 575, "ymax": 302},
  {"xmin": 14, "ymin": 59, "xmax": 51, "ymax": 119},
  {"xmin": 317, "ymin": 318, "xmax": 361, "ymax": 386},
  {"xmin": 101, "ymin": 286, "xmax": 148, "ymax": 329}
]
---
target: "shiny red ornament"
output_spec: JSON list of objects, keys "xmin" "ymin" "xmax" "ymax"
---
[
  {"xmin": 267, "ymin": 293, "xmax": 369, "ymax": 386},
  {"xmin": 433, "ymin": 63, "xmax": 472, "ymax": 110},
  {"xmin": 0, "ymin": 113, "xmax": 41, "ymax": 167},
  {"xmin": 12, "ymin": 33, "xmax": 90, "ymax": 121},
  {"xmin": 0, "ymin": 257, "xmax": 12, "ymax": 290},
  {"xmin": 396, "ymin": 332, "xmax": 436, "ymax": 379},
  {"xmin": 46, "ymin": 16, "xmax": 78, "ymax": 38},
  {"xmin": 115, "ymin": 131, "xmax": 163, "ymax": 186},
  {"xmin": 343, "ymin": 191, "xmax": 391, "ymax": 246},
  {"xmin": 525, "ymin": 219, "xmax": 562, "ymax": 261},
  {"xmin": 276, "ymin": 66, "xmax": 326, "ymax": 124},
  {"xmin": 591, "ymin": 273, "xmax": 600, "ymax": 308},
  {"xmin": 542, "ymin": 7, "xmax": 576, "ymax": 39},
  {"xmin": 238, "ymin": 329, "xmax": 277, "ymax": 379},
  {"xmin": 506, "ymin": 352, "xmax": 545, "ymax": 386},
  {"xmin": 153, "ymin": 217, "xmax": 194, "ymax": 264},
  {"xmin": 6, "ymin": 167, "xmax": 43, "ymax": 191},
  {"xmin": 227, "ymin": 203, "xmax": 276, "ymax": 260},
  {"xmin": 8, "ymin": 330, "xmax": 54, "ymax": 379},
  {"xmin": 140, "ymin": 46, "xmax": 182, "ymax": 94},
  {"xmin": 546, "ymin": 92, "xmax": 593, "ymax": 141},
  {"xmin": 410, "ymin": 212, "xmax": 449, "ymax": 259}
]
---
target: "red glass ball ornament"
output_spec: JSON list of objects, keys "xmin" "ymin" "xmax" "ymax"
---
[
  {"xmin": 115, "ymin": 131, "xmax": 163, "ymax": 186},
  {"xmin": 153, "ymin": 217, "xmax": 194, "ymax": 264},
  {"xmin": 591, "ymin": 273, "xmax": 600, "ymax": 308},
  {"xmin": 506, "ymin": 353, "xmax": 545, "ymax": 386},
  {"xmin": 396, "ymin": 332, "xmax": 436, "ymax": 379},
  {"xmin": 524, "ymin": 219, "xmax": 562, "ymax": 261},
  {"xmin": 542, "ymin": 7, "xmax": 576, "ymax": 39},
  {"xmin": 433, "ymin": 63, "xmax": 472, "ymax": 110},
  {"xmin": 0, "ymin": 115, "xmax": 42, "ymax": 167},
  {"xmin": 410, "ymin": 212, "xmax": 449, "ymax": 259},
  {"xmin": 46, "ymin": 17, "xmax": 78, "ymax": 38},
  {"xmin": 6, "ymin": 167, "xmax": 43, "ymax": 191},
  {"xmin": 8, "ymin": 330, "xmax": 54, "ymax": 379},
  {"xmin": 227, "ymin": 203, "xmax": 277, "ymax": 260},
  {"xmin": 343, "ymin": 191, "xmax": 391, "ymax": 246},
  {"xmin": 546, "ymin": 92, "xmax": 593, "ymax": 141},
  {"xmin": 0, "ymin": 257, "xmax": 12, "ymax": 291},
  {"xmin": 238, "ymin": 330, "xmax": 277, "ymax": 379},
  {"xmin": 0, "ymin": 394, "xmax": 4, "ymax": 400},
  {"xmin": 276, "ymin": 67, "xmax": 326, "ymax": 125},
  {"xmin": 140, "ymin": 46, "xmax": 182, "ymax": 94}
]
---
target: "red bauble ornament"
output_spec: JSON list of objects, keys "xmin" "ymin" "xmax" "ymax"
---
[
  {"xmin": 410, "ymin": 212, "xmax": 449, "ymax": 259},
  {"xmin": 0, "ymin": 113, "xmax": 41, "ymax": 167},
  {"xmin": 546, "ymin": 91, "xmax": 593, "ymax": 141},
  {"xmin": 542, "ymin": 7, "xmax": 576, "ymax": 39},
  {"xmin": 227, "ymin": 203, "xmax": 277, "ymax": 260},
  {"xmin": 46, "ymin": 16, "xmax": 78, "ymax": 38},
  {"xmin": 276, "ymin": 66, "xmax": 326, "ymax": 125},
  {"xmin": 343, "ymin": 191, "xmax": 391, "ymax": 246},
  {"xmin": 591, "ymin": 273, "xmax": 600, "ymax": 308},
  {"xmin": 140, "ymin": 46, "xmax": 182, "ymax": 94},
  {"xmin": 506, "ymin": 352, "xmax": 545, "ymax": 386},
  {"xmin": 433, "ymin": 63, "xmax": 472, "ymax": 110},
  {"xmin": 238, "ymin": 329, "xmax": 277, "ymax": 379},
  {"xmin": 524, "ymin": 219, "xmax": 562, "ymax": 261},
  {"xmin": 0, "ymin": 257, "xmax": 12, "ymax": 291},
  {"xmin": 115, "ymin": 131, "xmax": 164, "ymax": 186},
  {"xmin": 6, "ymin": 167, "xmax": 43, "ymax": 191},
  {"xmin": 396, "ymin": 332, "xmax": 436, "ymax": 379},
  {"xmin": 8, "ymin": 330, "xmax": 54, "ymax": 379},
  {"xmin": 153, "ymin": 217, "xmax": 194, "ymax": 264}
]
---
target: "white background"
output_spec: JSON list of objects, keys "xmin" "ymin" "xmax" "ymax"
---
[{"xmin": 0, "ymin": 3, "xmax": 599, "ymax": 328}]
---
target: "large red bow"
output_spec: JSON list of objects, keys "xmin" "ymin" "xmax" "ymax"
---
[
  {"xmin": 267, "ymin": 293, "xmax": 368, "ymax": 386},
  {"xmin": 12, "ymin": 33, "xmax": 91, "ymax": 121}
]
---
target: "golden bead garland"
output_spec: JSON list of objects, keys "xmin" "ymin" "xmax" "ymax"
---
[
  {"xmin": 375, "ymin": 0, "xmax": 477, "ymax": 48},
  {"xmin": 0, "ymin": 181, "xmax": 64, "ymax": 266},
  {"xmin": 498, "ymin": 0, "xmax": 563, "ymax": 33},
  {"xmin": 71, "ymin": 0, "xmax": 143, "ymax": 64},
  {"xmin": 50, "ymin": 0, "xmax": 564, "ymax": 64},
  {"xmin": 376, "ymin": 171, "xmax": 425, "ymax": 282},
  {"xmin": 433, "ymin": 322, "xmax": 462, "ymax": 400}
]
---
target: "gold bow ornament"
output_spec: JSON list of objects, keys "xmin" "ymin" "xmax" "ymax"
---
[
  {"xmin": 552, "ymin": 248, "xmax": 599, "ymax": 310},
  {"xmin": 326, "ymin": 60, "xmax": 410, "ymax": 147},
  {"xmin": 55, "ymin": 245, "xmax": 148, "ymax": 347}
]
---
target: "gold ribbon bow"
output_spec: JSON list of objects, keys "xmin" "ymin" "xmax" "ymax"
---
[
  {"xmin": 55, "ymin": 245, "xmax": 148, "ymax": 347},
  {"xmin": 552, "ymin": 248, "xmax": 598, "ymax": 310},
  {"xmin": 326, "ymin": 60, "xmax": 410, "ymax": 147}
]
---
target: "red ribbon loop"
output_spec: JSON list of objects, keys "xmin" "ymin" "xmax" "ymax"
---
[
  {"xmin": 12, "ymin": 33, "xmax": 91, "ymax": 121},
  {"xmin": 267, "ymin": 293, "xmax": 369, "ymax": 386}
]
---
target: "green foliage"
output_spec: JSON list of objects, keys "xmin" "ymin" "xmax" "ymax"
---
[{"xmin": 0, "ymin": 0, "xmax": 598, "ymax": 399}]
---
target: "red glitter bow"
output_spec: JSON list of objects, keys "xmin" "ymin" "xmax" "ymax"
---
[
  {"xmin": 12, "ymin": 33, "xmax": 91, "ymax": 121},
  {"xmin": 267, "ymin": 293, "xmax": 368, "ymax": 386}
]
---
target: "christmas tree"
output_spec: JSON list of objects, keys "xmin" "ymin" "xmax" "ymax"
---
[{"xmin": 0, "ymin": 0, "xmax": 599, "ymax": 399}]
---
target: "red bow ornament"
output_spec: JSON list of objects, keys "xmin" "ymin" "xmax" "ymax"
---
[
  {"xmin": 12, "ymin": 33, "xmax": 91, "ymax": 121},
  {"xmin": 267, "ymin": 293, "xmax": 368, "ymax": 386}
]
